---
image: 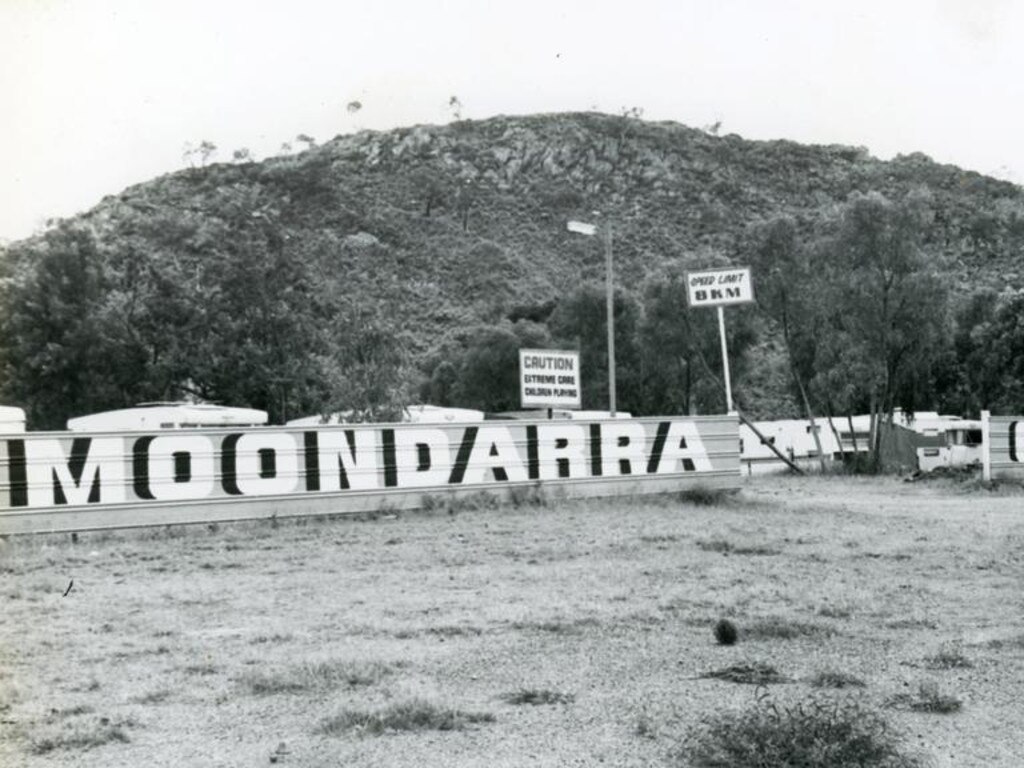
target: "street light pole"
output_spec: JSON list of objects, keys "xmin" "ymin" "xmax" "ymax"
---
[
  {"xmin": 567, "ymin": 218, "xmax": 617, "ymax": 417},
  {"xmin": 602, "ymin": 225, "xmax": 617, "ymax": 417}
]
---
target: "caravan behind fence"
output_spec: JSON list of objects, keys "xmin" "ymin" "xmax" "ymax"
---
[{"xmin": 66, "ymin": 403, "xmax": 268, "ymax": 432}]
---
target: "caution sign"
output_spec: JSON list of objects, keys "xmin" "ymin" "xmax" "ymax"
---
[
  {"xmin": 686, "ymin": 267, "xmax": 754, "ymax": 307},
  {"xmin": 519, "ymin": 349, "xmax": 581, "ymax": 409}
]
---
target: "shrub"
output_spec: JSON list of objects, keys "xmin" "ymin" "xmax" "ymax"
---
[
  {"xmin": 713, "ymin": 618, "xmax": 738, "ymax": 646},
  {"xmin": 680, "ymin": 689, "xmax": 923, "ymax": 767}
]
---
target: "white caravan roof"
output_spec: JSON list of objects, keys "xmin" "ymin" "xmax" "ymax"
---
[{"xmin": 67, "ymin": 403, "xmax": 268, "ymax": 432}]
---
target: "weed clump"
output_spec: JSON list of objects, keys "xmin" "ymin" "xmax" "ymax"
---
[
  {"xmin": 680, "ymin": 689, "xmax": 922, "ymax": 767},
  {"xmin": 922, "ymin": 646, "xmax": 973, "ymax": 670},
  {"xmin": 696, "ymin": 538, "xmax": 779, "ymax": 556},
  {"xmin": 31, "ymin": 718, "xmax": 133, "ymax": 755},
  {"xmin": 809, "ymin": 670, "xmax": 867, "ymax": 689},
  {"xmin": 679, "ymin": 486, "xmax": 731, "ymax": 506},
  {"xmin": 317, "ymin": 698, "xmax": 495, "ymax": 735},
  {"xmin": 887, "ymin": 682, "xmax": 962, "ymax": 714},
  {"xmin": 508, "ymin": 483, "xmax": 548, "ymax": 508},
  {"xmin": 698, "ymin": 662, "xmax": 789, "ymax": 685},
  {"xmin": 744, "ymin": 617, "xmax": 835, "ymax": 640},
  {"xmin": 500, "ymin": 688, "xmax": 575, "ymax": 705},
  {"xmin": 239, "ymin": 660, "xmax": 394, "ymax": 695},
  {"xmin": 421, "ymin": 491, "xmax": 501, "ymax": 515}
]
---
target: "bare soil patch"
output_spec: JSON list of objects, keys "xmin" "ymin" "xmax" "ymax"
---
[{"xmin": 1, "ymin": 474, "xmax": 1022, "ymax": 767}]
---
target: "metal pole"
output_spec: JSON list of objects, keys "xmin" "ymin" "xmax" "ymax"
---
[
  {"xmin": 604, "ymin": 226, "xmax": 616, "ymax": 417},
  {"xmin": 717, "ymin": 305, "xmax": 733, "ymax": 413}
]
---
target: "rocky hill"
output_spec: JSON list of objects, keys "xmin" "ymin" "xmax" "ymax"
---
[
  {"xmin": 80, "ymin": 112, "xmax": 1024, "ymax": 337},
  {"xmin": 4, "ymin": 112, "xmax": 1023, "ymax": 425}
]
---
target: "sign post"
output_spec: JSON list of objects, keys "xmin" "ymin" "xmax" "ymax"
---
[
  {"xmin": 716, "ymin": 306, "xmax": 733, "ymax": 412},
  {"xmin": 519, "ymin": 349, "xmax": 582, "ymax": 411},
  {"xmin": 685, "ymin": 266, "xmax": 755, "ymax": 413},
  {"xmin": 568, "ymin": 219, "xmax": 616, "ymax": 416}
]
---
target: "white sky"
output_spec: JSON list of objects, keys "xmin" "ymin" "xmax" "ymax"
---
[{"xmin": 2, "ymin": 0, "xmax": 1022, "ymax": 242}]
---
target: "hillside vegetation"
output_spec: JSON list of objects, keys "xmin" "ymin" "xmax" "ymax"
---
[{"xmin": 2, "ymin": 112, "xmax": 1023, "ymax": 429}]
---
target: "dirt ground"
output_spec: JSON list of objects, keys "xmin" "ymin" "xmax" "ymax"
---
[{"xmin": 1, "ymin": 474, "xmax": 1022, "ymax": 767}]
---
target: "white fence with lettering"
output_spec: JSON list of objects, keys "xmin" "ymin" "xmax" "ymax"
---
[
  {"xmin": 982, "ymin": 411, "xmax": 1024, "ymax": 482},
  {"xmin": 0, "ymin": 415, "xmax": 740, "ymax": 533}
]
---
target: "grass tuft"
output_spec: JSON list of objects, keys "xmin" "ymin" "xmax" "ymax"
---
[
  {"xmin": 984, "ymin": 634, "xmax": 1024, "ymax": 650},
  {"xmin": 239, "ymin": 659, "xmax": 394, "ymax": 695},
  {"xmin": 696, "ymin": 538, "xmax": 734, "ymax": 553},
  {"xmin": 511, "ymin": 617, "xmax": 601, "ymax": 634},
  {"xmin": 500, "ymin": 688, "xmax": 575, "ymax": 705},
  {"xmin": 698, "ymin": 662, "xmax": 789, "ymax": 685},
  {"xmin": 421, "ymin": 491, "xmax": 501, "ymax": 514},
  {"xmin": 696, "ymin": 538, "xmax": 779, "ymax": 556},
  {"xmin": 131, "ymin": 689, "xmax": 172, "ymax": 705},
  {"xmin": 678, "ymin": 486, "xmax": 732, "ymax": 506},
  {"xmin": 31, "ymin": 719, "xmax": 131, "ymax": 755},
  {"xmin": 317, "ymin": 698, "xmax": 495, "ymax": 735},
  {"xmin": 680, "ymin": 689, "xmax": 922, "ymax": 767},
  {"xmin": 887, "ymin": 682, "xmax": 962, "ymax": 714},
  {"xmin": 922, "ymin": 646, "xmax": 973, "ymax": 670},
  {"xmin": 508, "ymin": 483, "xmax": 548, "ymax": 508},
  {"xmin": 743, "ymin": 617, "xmax": 835, "ymax": 640},
  {"xmin": 809, "ymin": 670, "xmax": 867, "ymax": 689}
]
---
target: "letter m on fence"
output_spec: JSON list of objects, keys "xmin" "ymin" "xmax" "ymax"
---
[{"xmin": 22, "ymin": 438, "xmax": 126, "ymax": 507}]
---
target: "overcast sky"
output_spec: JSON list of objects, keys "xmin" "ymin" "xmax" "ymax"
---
[{"xmin": 2, "ymin": 0, "xmax": 1022, "ymax": 242}]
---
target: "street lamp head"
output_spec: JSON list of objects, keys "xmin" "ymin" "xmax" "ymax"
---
[{"xmin": 567, "ymin": 220, "xmax": 597, "ymax": 236}]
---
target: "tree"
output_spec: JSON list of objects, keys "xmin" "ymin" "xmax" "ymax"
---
[
  {"xmin": 548, "ymin": 284, "xmax": 643, "ymax": 413},
  {"xmin": 947, "ymin": 289, "xmax": 1024, "ymax": 413},
  {"xmin": 316, "ymin": 307, "xmax": 408, "ymax": 423},
  {"xmin": 428, "ymin": 321, "xmax": 551, "ymax": 413},
  {"xmin": 746, "ymin": 216, "xmax": 827, "ymax": 467},
  {"xmin": 454, "ymin": 179, "xmax": 476, "ymax": 231},
  {"xmin": 410, "ymin": 167, "xmax": 449, "ymax": 217},
  {"xmin": 0, "ymin": 225, "xmax": 130, "ymax": 427},
  {"xmin": 822, "ymin": 191, "xmax": 950, "ymax": 462}
]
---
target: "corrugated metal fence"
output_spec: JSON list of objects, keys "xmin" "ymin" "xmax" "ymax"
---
[{"xmin": 983, "ymin": 412, "xmax": 1024, "ymax": 482}]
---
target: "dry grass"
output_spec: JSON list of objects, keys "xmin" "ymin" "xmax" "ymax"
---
[
  {"xmin": 743, "ymin": 617, "xmax": 836, "ymax": 641},
  {"xmin": 698, "ymin": 662, "xmax": 790, "ymax": 685},
  {"xmin": 681, "ymin": 690, "xmax": 923, "ymax": 767},
  {"xmin": 922, "ymin": 646, "xmax": 973, "ymax": 670},
  {"xmin": 887, "ymin": 682, "xmax": 963, "ymax": 714},
  {"xmin": 500, "ymin": 688, "xmax": 575, "ymax": 705},
  {"xmin": 1, "ymin": 475, "xmax": 1022, "ymax": 766},
  {"xmin": 317, "ymin": 698, "xmax": 496, "ymax": 735},
  {"xmin": 238, "ymin": 660, "xmax": 396, "ymax": 695},
  {"xmin": 809, "ymin": 670, "xmax": 867, "ymax": 689},
  {"xmin": 30, "ymin": 716, "xmax": 134, "ymax": 755}
]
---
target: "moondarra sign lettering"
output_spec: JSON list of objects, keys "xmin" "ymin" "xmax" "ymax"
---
[{"xmin": 2, "ymin": 420, "xmax": 716, "ymax": 509}]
